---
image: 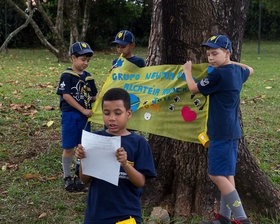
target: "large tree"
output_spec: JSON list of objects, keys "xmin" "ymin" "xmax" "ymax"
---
[{"xmin": 142, "ymin": 0, "xmax": 280, "ymax": 220}]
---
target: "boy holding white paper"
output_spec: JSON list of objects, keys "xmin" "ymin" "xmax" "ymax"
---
[{"xmin": 75, "ymin": 88, "xmax": 156, "ymax": 224}]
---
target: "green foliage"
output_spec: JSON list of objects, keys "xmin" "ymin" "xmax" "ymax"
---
[
  {"xmin": 87, "ymin": 0, "xmax": 153, "ymax": 49},
  {"xmin": 245, "ymin": 0, "xmax": 280, "ymax": 40},
  {"xmin": 250, "ymin": 0, "xmax": 280, "ymax": 13}
]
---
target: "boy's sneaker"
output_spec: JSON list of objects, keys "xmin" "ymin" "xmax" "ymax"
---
[
  {"xmin": 231, "ymin": 218, "xmax": 252, "ymax": 224},
  {"xmin": 64, "ymin": 176, "xmax": 75, "ymax": 192},
  {"xmin": 198, "ymin": 213, "xmax": 231, "ymax": 224},
  {"xmin": 74, "ymin": 176, "xmax": 85, "ymax": 191}
]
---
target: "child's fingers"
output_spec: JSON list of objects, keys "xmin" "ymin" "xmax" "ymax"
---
[
  {"xmin": 116, "ymin": 147, "xmax": 127, "ymax": 162},
  {"xmin": 75, "ymin": 145, "xmax": 86, "ymax": 159}
]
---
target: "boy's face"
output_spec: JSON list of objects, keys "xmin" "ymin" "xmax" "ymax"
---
[
  {"xmin": 102, "ymin": 100, "xmax": 132, "ymax": 136},
  {"xmin": 72, "ymin": 55, "xmax": 91, "ymax": 73},
  {"xmin": 206, "ymin": 48, "xmax": 230, "ymax": 68},
  {"xmin": 116, "ymin": 43, "xmax": 135, "ymax": 58}
]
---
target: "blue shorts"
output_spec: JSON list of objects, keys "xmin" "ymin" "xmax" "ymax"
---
[
  {"xmin": 61, "ymin": 111, "xmax": 91, "ymax": 149},
  {"xmin": 208, "ymin": 139, "xmax": 238, "ymax": 176}
]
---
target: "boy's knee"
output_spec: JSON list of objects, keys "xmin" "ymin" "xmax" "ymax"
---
[
  {"xmin": 63, "ymin": 148, "xmax": 74, "ymax": 157},
  {"xmin": 209, "ymin": 174, "xmax": 222, "ymax": 183},
  {"xmin": 209, "ymin": 174, "xmax": 215, "ymax": 182}
]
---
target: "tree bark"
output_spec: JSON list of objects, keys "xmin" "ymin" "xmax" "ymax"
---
[
  {"xmin": 69, "ymin": 0, "xmax": 80, "ymax": 43},
  {"xmin": 80, "ymin": 0, "xmax": 91, "ymax": 41},
  {"xmin": 34, "ymin": 0, "xmax": 69, "ymax": 62},
  {"xmin": 142, "ymin": 0, "xmax": 280, "ymax": 219},
  {"xmin": 66, "ymin": 0, "xmax": 91, "ymax": 44}
]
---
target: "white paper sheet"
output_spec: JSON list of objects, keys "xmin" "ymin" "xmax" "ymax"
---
[{"xmin": 81, "ymin": 130, "xmax": 121, "ymax": 186}]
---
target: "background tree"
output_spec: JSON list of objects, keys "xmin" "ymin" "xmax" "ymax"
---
[
  {"xmin": 2, "ymin": 0, "xmax": 153, "ymax": 58},
  {"xmin": 142, "ymin": 0, "xmax": 280, "ymax": 220},
  {"xmin": 65, "ymin": 0, "xmax": 92, "ymax": 44},
  {"xmin": 5, "ymin": 0, "xmax": 92, "ymax": 62},
  {"xmin": 0, "ymin": 0, "xmax": 35, "ymax": 54}
]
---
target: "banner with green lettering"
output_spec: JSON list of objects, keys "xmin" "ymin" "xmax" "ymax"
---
[{"xmin": 90, "ymin": 57, "xmax": 209, "ymax": 144}]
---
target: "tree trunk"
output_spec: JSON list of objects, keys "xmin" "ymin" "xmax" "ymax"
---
[
  {"xmin": 142, "ymin": 0, "xmax": 280, "ymax": 219},
  {"xmin": 66, "ymin": 0, "xmax": 91, "ymax": 44},
  {"xmin": 80, "ymin": 0, "xmax": 91, "ymax": 41},
  {"xmin": 69, "ymin": 0, "xmax": 80, "ymax": 43}
]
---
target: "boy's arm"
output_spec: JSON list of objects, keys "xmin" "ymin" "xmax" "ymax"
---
[
  {"xmin": 79, "ymin": 163, "xmax": 91, "ymax": 184},
  {"xmin": 63, "ymin": 94, "xmax": 93, "ymax": 117},
  {"xmin": 116, "ymin": 147, "xmax": 146, "ymax": 188},
  {"xmin": 183, "ymin": 61, "xmax": 200, "ymax": 94},
  {"xmin": 76, "ymin": 144, "xmax": 91, "ymax": 184},
  {"xmin": 231, "ymin": 61, "xmax": 254, "ymax": 76}
]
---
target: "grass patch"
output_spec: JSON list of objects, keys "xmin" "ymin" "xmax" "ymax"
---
[
  {"xmin": 0, "ymin": 42, "xmax": 279, "ymax": 223},
  {"xmin": 240, "ymin": 40, "xmax": 280, "ymax": 190}
]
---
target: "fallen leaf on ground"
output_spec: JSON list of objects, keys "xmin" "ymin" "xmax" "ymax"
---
[
  {"xmin": 46, "ymin": 177, "xmax": 57, "ymax": 180},
  {"xmin": 39, "ymin": 213, "xmax": 47, "ymax": 219},
  {"xmin": 43, "ymin": 106, "xmax": 55, "ymax": 110},
  {"xmin": 47, "ymin": 121, "xmax": 54, "ymax": 127},
  {"xmin": 24, "ymin": 174, "xmax": 41, "ymax": 179},
  {"xmin": 254, "ymin": 157, "xmax": 261, "ymax": 165},
  {"xmin": 2, "ymin": 164, "xmax": 7, "ymax": 171},
  {"xmin": 7, "ymin": 164, "xmax": 19, "ymax": 171},
  {"xmin": 265, "ymin": 86, "xmax": 272, "ymax": 89}
]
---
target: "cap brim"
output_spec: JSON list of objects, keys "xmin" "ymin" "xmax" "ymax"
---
[
  {"xmin": 201, "ymin": 43, "xmax": 220, "ymax": 49},
  {"xmin": 112, "ymin": 40, "xmax": 130, "ymax": 46},
  {"xmin": 75, "ymin": 49, "xmax": 94, "ymax": 56}
]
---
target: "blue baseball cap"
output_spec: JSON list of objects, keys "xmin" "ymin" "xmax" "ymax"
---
[
  {"xmin": 69, "ymin": 42, "xmax": 93, "ymax": 56},
  {"xmin": 202, "ymin": 35, "xmax": 232, "ymax": 53},
  {"xmin": 112, "ymin": 30, "xmax": 135, "ymax": 46}
]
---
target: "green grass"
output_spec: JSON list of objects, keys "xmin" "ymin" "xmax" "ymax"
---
[
  {"xmin": 240, "ymin": 40, "xmax": 280, "ymax": 188},
  {"xmin": 0, "ymin": 42, "xmax": 279, "ymax": 223}
]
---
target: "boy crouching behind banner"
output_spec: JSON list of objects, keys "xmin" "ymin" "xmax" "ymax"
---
[
  {"xmin": 112, "ymin": 30, "xmax": 146, "ymax": 69},
  {"xmin": 75, "ymin": 88, "xmax": 156, "ymax": 224}
]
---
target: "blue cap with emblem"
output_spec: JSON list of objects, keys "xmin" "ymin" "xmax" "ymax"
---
[
  {"xmin": 112, "ymin": 30, "xmax": 135, "ymax": 46},
  {"xmin": 202, "ymin": 35, "xmax": 232, "ymax": 53},
  {"xmin": 70, "ymin": 42, "xmax": 94, "ymax": 56}
]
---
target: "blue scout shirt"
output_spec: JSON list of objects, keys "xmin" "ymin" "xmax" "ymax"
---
[
  {"xmin": 197, "ymin": 64, "xmax": 250, "ymax": 140},
  {"xmin": 84, "ymin": 130, "xmax": 156, "ymax": 224},
  {"xmin": 56, "ymin": 68, "xmax": 98, "ymax": 112},
  {"xmin": 113, "ymin": 56, "xmax": 146, "ymax": 68}
]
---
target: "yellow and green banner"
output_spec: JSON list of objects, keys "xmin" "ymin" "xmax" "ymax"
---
[{"xmin": 90, "ymin": 57, "xmax": 209, "ymax": 144}]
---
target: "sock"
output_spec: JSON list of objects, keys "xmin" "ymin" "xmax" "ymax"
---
[
  {"xmin": 75, "ymin": 159, "xmax": 80, "ymax": 177},
  {"xmin": 219, "ymin": 194, "xmax": 231, "ymax": 219},
  {"xmin": 62, "ymin": 155, "xmax": 73, "ymax": 178},
  {"xmin": 223, "ymin": 189, "xmax": 247, "ymax": 220}
]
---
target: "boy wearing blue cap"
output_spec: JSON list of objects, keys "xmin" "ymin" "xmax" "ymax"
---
[
  {"xmin": 112, "ymin": 30, "xmax": 146, "ymax": 68},
  {"xmin": 183, "ymin": 35, "xmax": 254, "ymax": 224},
  {"xmin": 57, "ymin": 42, "xmax": 98, "ymax": 192}
]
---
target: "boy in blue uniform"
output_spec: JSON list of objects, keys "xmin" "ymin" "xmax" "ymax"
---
[
  {"xmin": 57, "ymin": 42, "xmax": 98, "ymax": 192},
  {"xmin": 112, "ymin": 30, "xmax": 146, "ymax": 68},
  {"xmin": 183, "ymin": 35, "xmax": 254, "ymax": 224},
  {"xmin": 75, "ymin": 88, "xmax": 156, "ymax": 224}
]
